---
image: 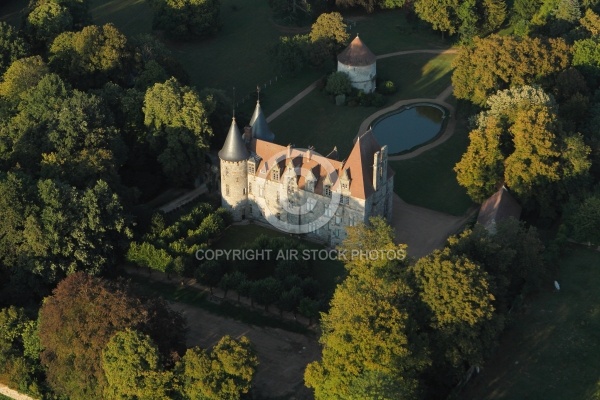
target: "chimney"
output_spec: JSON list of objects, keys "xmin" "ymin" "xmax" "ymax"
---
[
  {"xmin": 287, "ymin": 144, "xmax": 293, "ymax": 158},
  {"xmin": 305, "ymin": 147, "xmax": 312, "ymax": 161},
  {"xmin": 373, "ymin": 150, "xmax": 380, "ymax": 191}
]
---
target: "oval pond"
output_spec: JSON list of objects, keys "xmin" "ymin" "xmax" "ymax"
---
[{"xmin": 371, "ymin": 104, "xmax": 446, "ymax": 155}]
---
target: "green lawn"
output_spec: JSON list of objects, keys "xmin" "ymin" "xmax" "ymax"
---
[
  {"xmin": 0, "ymin": 394, "xmax": 12, "ymax": 400},
  {"xmin": 270, "ymin": 53, "xmax": 455, "ymax": 157},
  {"xmin": 463, "ymin": 246, "xmax": 600, "ymax": 400},
  {"xmin": 389, "ymin": 104, "xmax": 474, "ymax": 216}
]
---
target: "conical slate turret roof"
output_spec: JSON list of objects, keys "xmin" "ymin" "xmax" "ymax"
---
[
  {"xmin": 337, "ymin": 35, "xmax": 376, "ymax": 67},
  {"xmin": 249, "ymin": 101, "xmax": 275, "ymax": 142},
  {"xmin": 218, "ymin": 118, "xmax": 249, "ymax": 162}
]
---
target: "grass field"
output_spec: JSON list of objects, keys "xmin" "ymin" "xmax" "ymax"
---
[
  {"xmin": 462, "ymin": 245, "xmax": 600, "ymax": 400},
  {"xmin": 390, "ymin": 103, "xmax": 474, "ymax": 216},
  {"xmin": 0, "ymin": 394, "xmax": 11, "ymax": 400},
  {"xmin": 270, "ymin": 52, "xmax": 455, "ymax": 157}
]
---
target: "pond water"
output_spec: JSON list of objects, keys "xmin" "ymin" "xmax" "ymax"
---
[{"xmin": 371, "ymin": 104, "xmax": 446, "ymax": 155}]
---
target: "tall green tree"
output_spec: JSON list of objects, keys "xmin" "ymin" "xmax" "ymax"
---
[
  {"xmin": 151, "ymin": 0, "xmax": 221, "ymax": 40},
  {"xmin": 452, "ymin": 34, "xmax": 570, "ymax": 105},
  {"xmin": 179, "ymin": 336, "xmax": 258, "ymax": 400},
  {"xmin": 49, "ymin": 23, "xmax": 129, "ymax": 89},
  {"xmin": 305, "ymin": 218, "xmax": 428, "ymax": 399},
  {"xmin": 143, "ymin": 77, "xmax": 212, "ymax": 185},
  {"xmin": 102, "ymin": 329, "xmax": 173, "ymax": 399},
  {"xmin": 0, "ymin": 56, "xmax": 49, "ymax": 106},
  {"xmin": 335, "ymin": 0, "xmax": 405, "ymax": 12},
  {"xmin": 411, "ymin": 249, "xmax": 500, "ymax": 382},
  {"xmin": 25, "ymin": 2, "xmax": 73, "ymax": 50},
  {"xmin": 0, "ymin": 22, "xmax": 29, "ymax": 77}
]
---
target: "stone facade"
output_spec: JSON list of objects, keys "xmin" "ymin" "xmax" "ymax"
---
[{"xmin": 218, "ymin": 102, "xmax": 394, "ymax": 246}]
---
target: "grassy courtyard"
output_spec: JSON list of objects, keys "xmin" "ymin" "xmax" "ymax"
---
[
  {"xmin": 463, "ymin": 246, "xmax": 600, "ymax": 400},
  {"xmin": 390, "ymin": 105, "xmax": 474, "ymax": 216},
  {"xmin": 270, "ymin": 52, "xmax": 456, "ymax": 157}
]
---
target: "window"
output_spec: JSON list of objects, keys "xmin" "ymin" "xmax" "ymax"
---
[
  {"xmin": 248, "ymin": 183, "xmax": 252, "ymax": 194},
  {"xmin": 243, "ymin": 188, "xmax": 246, "ymax": 195},
  {"xmin": 335, "ymin": 216, "xmax": 341, "ymax": 225},
  {"xmin": 258, "ymin": 186, "xmax": 264, "ymax": 196},
  {"xmin": 307, "ymin": 197, "xmax": 316, "ymax": 212},
  {"xmin": 306, "ymin": 180, "xmax": 314, "ymax": 192},
  {"xmin": 339, "ymin": 195, "xmax": 349, "ymax": 205},
  {"xmin": 325, "ymin": 206, "xmax": 333, "ymax": 217},
  {"xmin": 248, "ymin": 162, "xmax": 255, "ymax": 175},
  {"xmin": 324, "ymin": 185, "xmax": 332, "ymax": 197},
  {"xmin": 225, "ymin": 184, "xmax": 230, "ymax": 196},
  {"xmin": 308, "ymin": 222, "xmax": 316, "ymax": 232},
  {"xmin": 272, "ymin": 169, "xmax": 280, "ymax": 181},
  {"xmin": 249, "ymin": 205, "xmax": 253, "ymax": 215},
  {"xmin": 276, "ymin": 191, "xmax": 280, "ymax": 202},
  {"xmin": 341, "ymin": 182, "xmax": 349, "ymax": 190}
]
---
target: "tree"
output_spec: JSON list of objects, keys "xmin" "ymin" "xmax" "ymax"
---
[
  {"xmin": 179, "ymin": 336, "xmax": 258, "ymax": 400},
  {"xmin": 452, "ymin": 34, "xmax": 570, "ymax": 105},
  {"xmin": 414, "ymin": 0, "xmax": 461, "ymax": 37},
  {"xmin": 250, "ymin": 277, "xmax": 282, "ymax": 311},
  {"xmin": 309, "ymin": 12, "xmax": 349, "ymax": 44},
  {"xmin": 151, "ymin": 0, "xmax": 221, "ymax": 40},
  {"xmin": 25, "ymin": 2, "xmax": 73, "ymax": 49},
  {"xmin": 573, "ymin": 36, "xmax": 600, "ymax": 85},
  {"xmin": 269, "ymin": 34, "xmax": 307, "ymax": 76},
  {"xmin": 325, "ymin": 71, "xmax": 352, "ymax": 96},
  {"xmin": 447, "ymin": 220, "xmax": 546, "ymax": 309},
  {"xmin": 335, "ymin": 0, "xmax": 405, "ymax": 13},
  {"xmin": 305, "ymin": 218, "xmax": 428, "ymax": 399},
  {"xmin": 28, "ymin": 0, "xmax": 91, "ymax": 28},
  {"xmin": 41, "ymin": 90, "xmax": 126, "ymax": 188},
  {"xmin": 563, "ymin": 192, "xmax": 600, "ymax": 245},
  {"xmin": 411, "ymin": 249, "xmax": 500, "ymax": 380},
  {"xmin": 0, "ymin": 56, "xmax": 49, "ymax": 105},
  {"xmin": 454, "ymin": 117, "xmax": 505, "ymax": 202},
  {"xmin": 39, "ymin": 272, "xmax": 186, "ymax": 399},
  {"xmin": 21, "ymin": 179, "xmax": 132, "ymax": 283},
  {"xmin": 102, "ymin": 329, "xmax": 172, "ymax": 399},
  {"xmin": 49, "ymin": 23, "xmax": 129, "ymax": 89},
  {"xmin": 0, "ymin": 22, "xmax": 28, "ymax": 77},
  {"xmin": 143, "ymin": 77, "xmax": 212, "ymax": 185}
]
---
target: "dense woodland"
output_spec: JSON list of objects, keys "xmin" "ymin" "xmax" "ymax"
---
[{"xmin": 0, "ymin": 0, "xmax": 600, "ymax": 399}]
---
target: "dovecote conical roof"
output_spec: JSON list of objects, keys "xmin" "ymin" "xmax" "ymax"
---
[
  {"xmin": 218, "ymin": 118, "xmax": 249, "ymax": 162},
  {"xmin": 337, "ymin": 35, "xmax": 376, "ymax": 67},
  {"xmin": 249, "ymin": 101, "xmax": 275, "ymax": 142}
]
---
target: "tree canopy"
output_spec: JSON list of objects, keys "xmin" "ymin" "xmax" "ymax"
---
[{"xmin": 151, "ymin": 0, "xmax": 221, "ymax": 40}]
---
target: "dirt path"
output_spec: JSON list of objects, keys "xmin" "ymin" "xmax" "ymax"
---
[
  {"xmin": 391, "ymin": 194, "xmax": 477, "ymax": 258},
  {"xmin": 0, "ymin": 384, "xmax": 38, "ymax": 400},
  {"xmin": 169, "ymin": 302, "xmax": 319, "ymax": 399}
]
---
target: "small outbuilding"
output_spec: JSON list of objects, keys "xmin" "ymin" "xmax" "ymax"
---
[
  {"xmin": 337, "ymin": 35, "xmax": 377, "ymax": 93},
  {"xmin": 477, "ymin": 186, "xmax": 522, "ymax": 234}
]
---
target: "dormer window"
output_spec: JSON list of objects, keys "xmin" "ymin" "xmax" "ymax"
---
[
  {"xmin": 272, "ymin": 168, "xmax": 280, "ymax": 181},
  {"xmin": 341, "ymin": 182, "xmax": 349, "ymax": 190},
  {"xmin": 248, "ymin": 161, "xmax": 255, "ymax": 175},
  {"xmin": 306, "ymin": 180, "xmax": 315, "ymax": 192},
  {"xmin": 324, "ymin": 185, "xmax": 332, "ymax": 197}
]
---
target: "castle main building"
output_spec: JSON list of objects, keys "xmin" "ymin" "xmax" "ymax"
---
[{"xmin": 218, "ymin": 100, "xmax": 394, "ymax": 246}]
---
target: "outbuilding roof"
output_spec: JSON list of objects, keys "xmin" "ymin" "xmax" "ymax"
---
[{"xmin": 337, "ymin": 35, "xmax": 376, "ymax": 67}]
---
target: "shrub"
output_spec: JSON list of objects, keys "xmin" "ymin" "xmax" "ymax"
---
[
  {"xmin": 325, "ymin": 71, "xmax": 351, "ymax": 95},
  {"xmin": 372, "ymin": 93, "xmax": 386, "ymax": 107},
  {"xmin": 379, "ymin": 80, "xmax": 397, "ymax": 95}
]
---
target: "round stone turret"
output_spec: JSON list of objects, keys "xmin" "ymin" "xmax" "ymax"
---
[
  {"xmin": 337, "ymin": 35, "xmax": 377, "ymax": 93},
  {"xmin": 219, "ymin": 118, "xmax": 249, "ymax": 221}
]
